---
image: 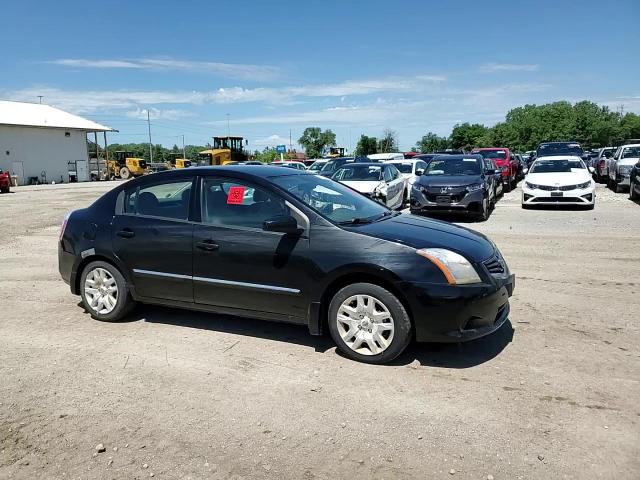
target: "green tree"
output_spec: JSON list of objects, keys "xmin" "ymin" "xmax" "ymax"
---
[
  {"xmin": 254, "ymin": 147, "xmax": 278, "ymax": 163},
  {"xmin": 354, "ymin": 134, "xmax": 378, "ymax": 156},
  {"xmin": 298, "ymin": 127, "xmax": 336, "ymax": 158},
  {"xmin": 377, "ymin": 129, "xmax": 398, "ymax": 153},
  {"xmin": 449, "ymin": 123, "xmax": 489, "ymax": 151},
  {"xmin": 416, "ymin": 132, "xmax": 449, "ymax": 153}
]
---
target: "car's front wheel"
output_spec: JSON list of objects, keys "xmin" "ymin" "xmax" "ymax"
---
[
  {"xmin": 630, "ymin": 179, "xmax": 638, "ymax": 200},
  {"xmin": 328, "ymin": 283, "xmax": 412, "ymax": 364},
  {"xmin": 80, "ymin": 261, "xmax": 135, "ymax": 321}
]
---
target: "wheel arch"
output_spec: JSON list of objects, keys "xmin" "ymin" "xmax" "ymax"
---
[
  {"xmin": 312, "ymin": 270, "xmax": 414, "ymax": 337},
  {"xmin": 72, "ymin": 254, "xmax": 129, "ymax": 295}
]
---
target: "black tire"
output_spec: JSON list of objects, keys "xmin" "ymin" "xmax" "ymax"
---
[
  {"xmin": 631, "ymin": 179, "xmax": 638, "ymax": 200},
  {"xmin": 475, "ymin": 197, "xmax": 489, "ymax": 221},
  {"xmin": 120, "ymin": 167, "xmax": 131, "ymax": 180},
  {"xmin": 614, "ymin": 181, "xmax": 623, "ymax": 194},
  {"xmin": 80, "ymin": 260, "xmax": 135, "ymax": 322},
  {"xmin": 503, "ymin": 181, "xmax": 512, "ymax": 193},
  {"xmin": 328, "ymin": 283, "xmax": 412, "ymax": 364}
]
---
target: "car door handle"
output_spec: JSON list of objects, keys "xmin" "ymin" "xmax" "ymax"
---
[
  {"xmin": 195, "ymin": 240, "xmax": 219, "ymax": 251},
  {"xmin": 117, "ymin": 229, "xmax": 135, "ymax": 239}
]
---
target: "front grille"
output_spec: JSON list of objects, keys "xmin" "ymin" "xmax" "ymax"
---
[
  {"xmin": 483, "ymin": 254, "xmax": 505, "ymax": 274},
  {"xmin": 537, "ymin": 184, "xmax": 581, "ymax": 191}
]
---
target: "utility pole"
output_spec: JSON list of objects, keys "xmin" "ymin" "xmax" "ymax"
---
[
  {"xmin": 37, "ymin": 96, "xmax": 43, "ymax": 104},
  {"xmin": 181, "ymin": 134, "xmax": 186, "ymax": 160},
  {"xmin": 289, "ymin": 129, "xmax": 292, "ymax": 152},
  {"xmin": 147, "ymin": 109, "xmax": 153, "ymax": 163},
  {"xmin": 226, "ymin": 113, "xmax": 231, "ymax": 139}
]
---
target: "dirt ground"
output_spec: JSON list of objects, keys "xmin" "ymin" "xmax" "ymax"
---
[{"xmin": 1, "ymin": 181, "xmax": 639, "ymax": 480}]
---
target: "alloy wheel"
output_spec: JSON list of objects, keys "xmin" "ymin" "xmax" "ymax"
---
[
  {"xmin": 84, "ymin": 267, "xmax": 118, "ymax": 314},
  {"xmin": 336, "ymin": 295, "xmax": 395, "ymax": 356}
]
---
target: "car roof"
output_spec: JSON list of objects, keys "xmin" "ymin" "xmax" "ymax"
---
[
  {"xmin": 620, "ymin": 143, "xmax": 640, "ymax": 148},
  {"xmin": 166, "ymin": 165, "xmax": 310, "ymax": 178},
  {"xmin": 533, "ymin": 155, "xmax": 583, "ymax": 161},
  {"xmin": 472, "ymin": 147, "xmax": 508, "ymax": 151},
  {"xmin": 336, "ymin": 162, "xmax": 384, "ymax": 168},
  {"xmin": 387, "ymin": 158, "xmax": 419, "ymax": 163},
  {"xmin": 432, "ymin": 154, "xmax": 482, "ymax": 160}
]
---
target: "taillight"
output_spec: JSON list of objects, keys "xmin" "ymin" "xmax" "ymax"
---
[{"xmin": 60, "ymin": 211, "xmax": 72, "ymax": 241}]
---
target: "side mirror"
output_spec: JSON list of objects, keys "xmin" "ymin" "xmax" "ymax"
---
[
  {"xmin": 523, "ymin": 168, "xmax": 528, "ymax": 175},
  {"xmin": 263, "ymin": 215, "xmax": 302, "ymax": 234},
  {"xmin": 588, "ymin": 166, "xmax": 595, "ymax": 174},
  {"xmin": 415, "ymin": 169, "xmax": 424, "ymax": 176},
  {"xmin": 486, "ymin": 169, "xmax": 496, "ymax": 175}
]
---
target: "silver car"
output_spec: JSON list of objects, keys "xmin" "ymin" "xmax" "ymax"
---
[{"xmin": 608, "ymin": 144, "xmax": 640, "ymax": 193}]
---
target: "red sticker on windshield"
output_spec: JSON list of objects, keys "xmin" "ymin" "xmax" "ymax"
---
[{"xmin": 227, "ymin": 186, "xmax": 245, "ymax": 204}]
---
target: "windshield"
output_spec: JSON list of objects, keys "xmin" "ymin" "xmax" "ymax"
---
[
  {"xmin": 530, "ymin": 159, "xmax": 586, "ymax": 173},
  {"xmin": 536, "ymin": 143, "xmax": 583, "ymax": 157},
  {"xmin": 271, "ymin": 174, "xmax": 389, "ymax": 224},
  {"xmin": 393, "ymin": 163, "xmax": 414, "ymax": 174},
  {"xmin": 424, "ymin": 157, "xmax": 482, "ymax": 176},
  {"xmin": 320, "ymin": 159, "xmax": 341, "ymax": 174},
  {"xmin": 622, "ymin": 147, "xmax": 640, "ymax": 158},
  {"xmin": 308, "ymin": 161, "xmax": 326, "ymax": 171},
  {"xmin": 474, "ymin": 150, "xmax": 507, "ymax": 160},
  {"xmin": 333, "ymin": 165, "xmax": 382, "ymax": 181}
]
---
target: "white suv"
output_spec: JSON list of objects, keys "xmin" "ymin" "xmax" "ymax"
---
[{"xmin": 608, "ymin": 144, "xmax": 640, "ymax": 193}]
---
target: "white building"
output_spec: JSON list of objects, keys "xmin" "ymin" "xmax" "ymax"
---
[{"xmin": 0, "ymin": 100, "xmax": 113, "ymax": 184}]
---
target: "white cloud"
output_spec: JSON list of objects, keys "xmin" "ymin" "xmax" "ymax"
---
[
  {"xmin": 2, "ymin": 75, "xmax": 447, "ymax": 113},
  {"xmin": 252, "ymin": 134, "xmax": 292, "ymax": 147},
  {"xmin": 49, "ymin": 57, "xmax": 281, "ymax": 80},
  {"xmin": 479, "ymin": 63, "xmax": 540, "ymax": 73},
  {"xmin": 125, "ymin": 107, "xmax": 193, "ymax": 121}
]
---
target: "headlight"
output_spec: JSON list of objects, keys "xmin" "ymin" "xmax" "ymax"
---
[
  {"xmin": 466, "ymin": 183, "xmax": 484, "ymax": 192},
  {"xmin": 374, "ymin": 182, "xmax": 387, "ymax": 196},
  {"xmin": 416, "ymin": 248, "xmax": 482, "ymax": 285},
  {"xmin": 525, "ymin": 181, "xmax": 538, "ymax": 189},
  {"xmin": 577, "ymin": 181, "xmax": 591, "ymax": 189},
  {"xmin": 619, "ymin": 165, "xmax": 632, "ymax": 175},
  {"xmin": 411, "ymin": 183, "xmax": 421, "ymax": 191}
]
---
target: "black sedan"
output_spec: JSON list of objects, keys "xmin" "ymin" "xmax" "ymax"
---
[
  {"xmin": 410, "ymin": 154, "xmax": 496, "ymax": 220},
  {"xmin": 59, "ymin": 166, "xmax": 514, "ymax": 364}
]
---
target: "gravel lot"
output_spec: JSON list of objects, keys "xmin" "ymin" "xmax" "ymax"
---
[{"xmin": 1, "ymin": 181, "xmax": 639, "ymax": 480}]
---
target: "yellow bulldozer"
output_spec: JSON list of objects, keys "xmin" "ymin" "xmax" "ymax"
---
[
  {"xmin": 197, "ymin": 136, "xmax": 248, "ymax": 166},
  {"xmin": 328, "ymin": 147, "xmax": 346, "ymax": 158},
  {"xmin": 165, "ymin": 153, "xmax": 192, "ymax": 169},
  {"xmin": 108, "ymin": 151, "xmax": 149, "ymax": 180}
]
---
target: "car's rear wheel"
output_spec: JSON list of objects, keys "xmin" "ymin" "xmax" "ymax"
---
[
  {"xmin": 631, "ymin": 179, "xmax": 638, "ymax": 200},
  {"xmin": 328, "ymin": 283, "xmax": 412, "ymax": 364},
  {"xmin": 80, "ymin": 261, "xmax": 134, "ymax": 322}
]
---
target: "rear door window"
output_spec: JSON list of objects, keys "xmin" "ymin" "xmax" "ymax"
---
[{"xmin": 124, "ymin": 179, "xmax": 193, "ymax": 220}]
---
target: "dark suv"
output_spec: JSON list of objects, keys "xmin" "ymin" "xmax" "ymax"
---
[{"xmin": 410, "ymin": 154, "xmax": 496, "ymax": 221}]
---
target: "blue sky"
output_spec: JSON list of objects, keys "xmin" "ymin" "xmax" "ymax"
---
[{"xmin": 2, "ymin": 0, "xmax": 639, "ymax": 152}]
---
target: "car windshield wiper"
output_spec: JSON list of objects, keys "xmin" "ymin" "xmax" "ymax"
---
[{"xmin": 338, "ymin": 216, "xmax": 375, "ymax": 225}]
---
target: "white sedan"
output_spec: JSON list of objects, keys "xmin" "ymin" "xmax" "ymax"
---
[
  {"xmin": 331, "ymin": 162, "xmax": 406, "ymax": 210},
  {"xmin": 522, "ymin": 156, "xmax": 596, "ymax": 209},
  {"xmin": 385, "ymin": 158, "xmax": 429, "ymax": 199}
]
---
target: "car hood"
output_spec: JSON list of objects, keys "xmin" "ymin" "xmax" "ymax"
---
[
  {"xmin": 415, "ymin": 175, "xmax": 482, "ymax": 188},
  {"xmin": 618, "ymin": 158, "xmax": 639, "ymax": 166},
  {"xmin": 341, "ymin": 180, "xmax": 381, "ymax": 193},
  {"xmin": 347, "ymin": 213, "xmax": 495, "ymax": 263},
  {"xmin": 525, "ymin": 171, "xmax": 591, "ymax": 186}
]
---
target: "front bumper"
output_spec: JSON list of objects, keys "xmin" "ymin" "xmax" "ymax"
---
[
  {"xmin": 410, "ymin": 187, "xmax": 484, "ymax": 214},
  {"xmin": 616, "ymin": 174, "xmax": 630, "ymax": 187},
  {"xmin": 521, "ymin": 185, "xmax": 595, "ymax": 205},
  {"xmin": 397, "ymin": 271, "xmax": 515, "ymax": 343}
]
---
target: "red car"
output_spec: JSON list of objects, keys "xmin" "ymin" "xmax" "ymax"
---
[
  {"xmin": 0, "ymin": 169, "xmax": 11, "ymax": 193},
  {"xmin": 471, "ymin": 148, "xmax": 518, "ymax": 192}
]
